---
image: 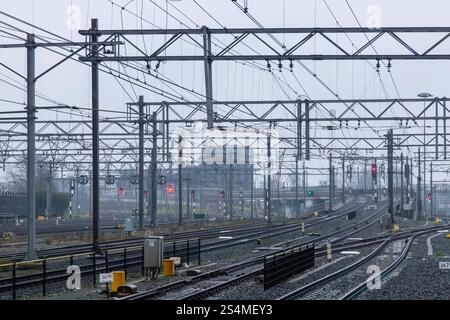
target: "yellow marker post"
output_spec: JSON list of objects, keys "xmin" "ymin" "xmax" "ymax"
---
[
  {"xmin": 111, "ymin": 271, "xmax": 126, "ymax": 293},
  {"xmin": 163, "ymin": 259, "xmax": 176, "ymax": 276},
  {"xmin": 392, "ymin": 224, "xmax": 400, "ymax": 233}
]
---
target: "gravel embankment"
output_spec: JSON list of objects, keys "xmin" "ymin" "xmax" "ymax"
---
[{"xmin": 357, "ymin": 231, "xmax": 450, "ymax": 300}]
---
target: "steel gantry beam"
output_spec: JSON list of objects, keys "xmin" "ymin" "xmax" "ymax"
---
[
  {"xmin": 1, "ymin": 96, "xmax": 450, "ymax": 168},
  {"xmin": 79, "ymin": 27, "xmax": 450, "ymax": 61},
  {"xmin": 78, "ymin": 24, "xmax": 450, "ymax": 134}
]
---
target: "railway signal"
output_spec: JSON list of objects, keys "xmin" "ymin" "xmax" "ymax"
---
[
  {"xmin": 69, "ymin": 180, "xmax": 75, "ymax": 196},
  {"xmin": 371, "ymin": 164, "xmax": 377, "ymax": 179},
  {"xmin": 346, "ymin": 164, "xmax": 353, "ymax": 179},
  {"xmin": 118, "ymin": 186, "xmax": 124, "ymax": 196},
  {"xmin": 144, "ymin": 190, "xmax": 148, "ymax": 199},
  {"xmin": 307, "ymin": 190, "xmax": 315, "ymax": 197},
  {"xmin": 166, "ymin": 184, "xmax": 174, "ymax": 193}
]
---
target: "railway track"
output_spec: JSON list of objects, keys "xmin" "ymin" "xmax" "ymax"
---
[
  {"xmin": 277, "ymin": 223, "xmax": 450, "ymax": 300},
  {"xmin": 339, "ymin": 225, "xmax": 446, "ymax": 300},
  {"xmin": 0, "ymin": 201, "xmax": 361, "ymax": 296},
  {"xmin": 120, "ymin": 199, "xmax": 386, "ymax": 300},
  {"xmin": 0, "ymin": 200, "xmax": 351, "ymax": 262}
]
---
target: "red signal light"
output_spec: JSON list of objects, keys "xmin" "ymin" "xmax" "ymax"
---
[
  {"xmin": 118, "ymin": 186, "xmax": 124, "ymax": 196},
  {"xmin": 144, "ymin": 191, "xmax": 148, "ymax": 198},
  {"xmin": 166, "ymin": 184, "xmax": 174, "ymax": 193},
  {"xmin": 371, "ymin": 164, "xmax": 377, "ymax": 173}
]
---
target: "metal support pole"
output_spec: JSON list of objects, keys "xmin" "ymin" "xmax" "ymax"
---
[
  {"xmin": 357, "ymin": 166, "xmax": 360, "ymax": 195},
  {"xmin": 26, "ymin": 33, "xmax": 37, "ymax": 261},
  {"xmin": 372, "ymin": 159, "xmax": 376, "ymax": 202},
  {"xmin": 229, "ymin": 164, "xmax": 233, "ymax": 220},
  {"xmin": 186, "ymin": 179, "xmax": 190, "ymax": 219},
  {"xmin": 90, "ymin": 19, "xmax": 101, "ymax": 254},
  {"xmin": 295, "ymin": 157, "xmax": 299, "ymax": 218},
  {"xmin": 410, "ymin": 158, "xmax": 413, "ymax": 209},
  {"xmin": 151, "ymin": 112, "xmax": 157, "ymax": 227},
  {"xmin": 138, "ymin": 96, "xmax": 145, "ymax": 231},
  {"xmin": 263, "ymin": 173, "xmax": 267, "ymax": 217},
  {"xmin": 178, "ymin": 136, "xmax": 183, "ymax": 225},
  {"xmin": 46, "ymin": 171, "xmax": 52, "ymax": 219},
  {"xmin": 400, "ymin": 153, "xmax": 404, "ymax": 216},
  {"xmin": 364, "ymin": 158, "xmax": 367, "ymax": 194},
  {"xmin": 330, "ymin": 166, "xmax": 336, "ymax": 204},
  {"xmin": 250, "ymin": 166, "xmax": 254, "ymax": 219},
  {"xmin": 430, "ymin": 163, "xmax": 433, "ymax": 218},
  {"xmin": 387, "ymin": 130, "xmax": 394, "ymax": 225},
  {"xmin": 240, "ymin": 187, "xmax": 244, "ymax": 214},
  {"xmin": 200, "ymin": 164, "xmax": 204, "ymax": 216},
  {"xmin": 329, "ymin": 153, "xmax": 333, "ymax": 212},
  {"xmin": 202, "ymin": 26, "xmax": 214, "ymax": 129},
  {"xmin": 436, "ymin": 100, "xmax": 439, "ymax": 160},
  {"xmin": 302, "ymin": 161, "xmax": 306, "ymax": 208},
  {"xmin": 297, "ymin": 100, "xmax": 302, "ymax": 160},
  {"xmin": 267, "ymin": 134, "xmax": 272, "ymax": 224},
  {"xmin": 444, "ymin": 99, "xmax": 447, "ymax": 159},
  {"xmin": 417, "ymin": 148, "xmax": 422, "ymax": 219},
  {"xmin": 395, "ymin": 162, "xmax": 398, "ymax": 196},
  {"xmin": 305, "ymin": 100, "xmax": 310, "ymax": 160},
  {"xmin": 342, "ymin": 157, "xmax": 345, "ymax": 203},
  {"xmin": 378, "ymin": 161, "xmax": 382, "ymax": 202},
  {"xmin": 405, "ymin": 156, "xmax": 410, "ymax": 206},
  {"xmin": 423, "ymin": 146, "xmax": 427, "ymax": 216},
  {"xmin": 446, "ymin": 186, "xmax": 448, "ymax": 214}
]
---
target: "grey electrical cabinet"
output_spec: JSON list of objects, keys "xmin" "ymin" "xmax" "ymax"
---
[
  {"xmin": 124, "ymin": 218, "xmax": 134, "ymax": 232},
  {"xmin": 144, "ymin": 236, "xmax": 164, "ymax": 268}
]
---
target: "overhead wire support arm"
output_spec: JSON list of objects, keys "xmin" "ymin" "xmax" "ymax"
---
[
  {"xmin": 35, "ymin": 45, "xmax": 87, "ymax": 82},
  {"xmin": 78, "ymin": 27, "xmax": 450, "ymax": 61},
  {"xmin": 202, "ymin": 26, "xmax": 214, "ymax": 129}
]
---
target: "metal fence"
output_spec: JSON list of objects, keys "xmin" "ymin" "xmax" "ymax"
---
[
  {"xmin": 0, "ymin": 238, "xmax": 201, "ymax": 300},
  {"xmin": 263, "ymin": 243, "xmax": 315, "ymax": 291}
]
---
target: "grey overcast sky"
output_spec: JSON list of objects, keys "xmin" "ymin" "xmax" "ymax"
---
[{"xmin": 1, "ymin": 0, "xmax": 449, "ymax": 185}]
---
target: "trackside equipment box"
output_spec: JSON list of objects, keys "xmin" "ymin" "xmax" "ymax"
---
[{"xmin": 144, "ymin": 236, "xmax": 164, "ymax": 268}]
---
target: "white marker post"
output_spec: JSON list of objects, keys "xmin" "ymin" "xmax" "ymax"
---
[
  {"xmin": 99, "ymin": 273, "xmax": 113, "ymax": 298},
  {"xmin": 327, "ymin": 242, "xmax": 332, "ymax": 262}
]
